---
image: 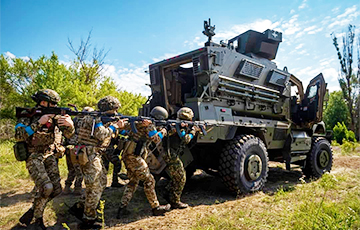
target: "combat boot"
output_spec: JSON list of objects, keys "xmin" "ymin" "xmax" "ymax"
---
[
  {"xmin": 73, "ymin": 187, "xmax": 83, "ymax": 195},
  {"xmin": 63, "ymin": 184, "xmax": 72, "ymax": 195},
  {"xmin": 19, "ymin": 207, "xmax": 34, "ymax": 226},
  {"xmin": 119, "ymin": 173, "xmax": 129, "ymax": 180},
  {"xmin": 34, "ymin": 217, "xmax": 46, "ymax": 230},
  {"xmin": 116, "ymin": 206, "xmax": 131, "ymax": 219},
  {"xmin": 170, "ymin": 201, "xmax": 189, "ymax": 209},
  {"xmin": 152, "ymin": 204, "xmax": 171, "ymax": 216}
]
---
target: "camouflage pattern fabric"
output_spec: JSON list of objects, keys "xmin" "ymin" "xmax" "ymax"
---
[
  {"xmin": 120, "ymin": 121, "xmax": 161, "ymax": 209},
  {"xmin": 76, "ymin": 115, "xmax": 118, "ymax": 220},
  {"xmin": 102, "ymin": 142, "xmax": 122, "ymax": 184},
  {"xmin": 26, "ymin": 154, "xmax": 62, "ymax": 218},
  {"xmin": 64, "ymin": 117, "xmax": 83, "ymax": 189},
  {"xmin": 65, "ymin": 149, "xmax": 83, "ymax": 188},
  {"xmin": 161, "ymin": 126, "xmax": 198, "ymax": 204},
  {"xmin": 15, "ymin": 110, "xmax": 74, "ymax": 219}
]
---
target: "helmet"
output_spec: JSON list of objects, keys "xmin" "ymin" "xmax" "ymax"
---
[
  {"xmin": 97, "ymin": 96, "xmax": 121, "ymax": 112},
  {"xmin": 150, "ymin": 106, "xmax": 168, "ymax": 120},
  {"xmin": 177, "ymin": 107, "xmax": 194, "ymax": 121},
  {"xmin": 82, "ymin": 106, "xmax": 94, "ymax": 112},
  {"xmin": 31, "ymin": 89, "xmax": 61, "ymax": 104}
]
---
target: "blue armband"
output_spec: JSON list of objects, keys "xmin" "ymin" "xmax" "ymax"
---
[
  {"xmin": 94, "ymin": 122, "xmax": 103, "ymax": 129},
  {"xmin": 179, "ymin": 130, "xmax": 186, "ymax": 137},
  {"xmin": 148, "ymin": 130, "xmax": 157, "ymax": 137},
  {"xmin": 120, "ymin": 130, "xmax": 127, "ymax": 135},
  {"xmin": 15, "ymin": 123, "xmax": 34, "ymax": 136},
  {"xmin": 109, "ymin": 125, "xmax": 116, "ymax": 133},
  {"xmin": 157, "ymin": 132, "xmax": 163, "ymax": 140},
  {"xmin": 188, "ymin": 133, "xmax": 194, "ymax": 140}
]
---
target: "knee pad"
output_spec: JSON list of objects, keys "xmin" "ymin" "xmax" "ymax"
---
[{"xmin": 42, "ymin": 183, "xmax": 53, "ymax": 198}]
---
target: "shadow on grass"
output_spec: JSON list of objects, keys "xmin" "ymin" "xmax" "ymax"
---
[
  {"xmin": 0, "ymin": 190, "xmax": 32, "ymax": 207},
  {"xmin": 8, "ymin": 166, "xmax": 306, "ymax": 229}
]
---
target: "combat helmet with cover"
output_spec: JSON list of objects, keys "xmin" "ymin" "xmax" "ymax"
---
[
  {"xmin": 150, "ymin": 106, "xmax": 168, "ymax": 120},
  {"xmin": 177, "ymin": 107, "xmax": 194, "ymax": 121},
  {"xmin": 97, "ymin": 96, "xmax": 121, "ymax": 112},
  {"xmin": 31, "ymin": 89, "xmax": 61, "ymax": 104}
]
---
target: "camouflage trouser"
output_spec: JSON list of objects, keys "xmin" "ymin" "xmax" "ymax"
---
[
  {"xmin": 163, "ymin": 149, "xmax": 186, "ymax": 204},
  {"xmin": 26, "ymin": 153, "xmax": 62, "ymax": 218},
  {"xmin": 102, "ymin": 150, "xmax": 121, "ymax": 183},
  {"xmin": 65, "ymin": 150, "xmax": 83, "ymax": 188},
  {"xmin": 79, "ymin": 153, "xmax": 107, "ymax": 220},
  {"xmin": 120, "ymin": 141, "xmax": 159, "ymax": 209}
]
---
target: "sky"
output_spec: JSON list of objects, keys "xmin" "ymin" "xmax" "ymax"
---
[{"xmin": 1, "ymin": 0, "xmax": 360, "ymax": 96}]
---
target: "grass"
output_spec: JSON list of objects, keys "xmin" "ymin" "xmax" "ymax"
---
[{"xmin": 1, "ymin": 139, "xmax": 360, "ymax": 229}]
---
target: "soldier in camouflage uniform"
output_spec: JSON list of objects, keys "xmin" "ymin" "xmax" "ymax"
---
[
  {"xmin": 70, "ymin": 96, "xmax": 127, "ymax": 228},
  {"xmin": 63, "ymin": 107, "xmax": 94, "ymax": 195},
  {"xmin": 102, "ymin": 135, "xmax": 124, "ymax": 188},
  {"xmin": 162, "ymin": 107, "xmax": 199, "ymax": 209},
  {"xmin": 16, "ymin": 89, "xmax": 74, "ymax": 230},
  {"xmin": 116, "ymin": 116, "xmax": 170, "ymax": 218}
]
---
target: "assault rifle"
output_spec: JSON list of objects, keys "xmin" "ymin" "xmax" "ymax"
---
[{"xmin": 15, "ymin": 106, "xmax": 209, "ymax": 136}]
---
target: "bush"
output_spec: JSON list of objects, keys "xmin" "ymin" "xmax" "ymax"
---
[
  {"xmin": 341, "ymin": 140, "xmax": 357, "ymax": 154},
  {"xmin": 333, "ymin": 122, "xmax": 356, "ymax": 144}
]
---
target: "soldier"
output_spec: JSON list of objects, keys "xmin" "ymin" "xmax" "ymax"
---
[
  {"xmin": 102, "ymin": 135, "xmax": 124, "ymax": 188},
  {"xmin": 63, "ymin": 107, "xmax": 94, "ymax": 195},
  {"xmin": 69, "ymin": 96, "xmax": 127, "ymax": 228},
  {"xmin": 162, "ymin": 107, "xmax": 199, "ymax": 209},
  {"xmin": 16, "ymin": 89, "xmax": 74, "ymax": 230},
  {"xmin": 116, "ymin": 116, "xmax": 170, "ymax": 218}
]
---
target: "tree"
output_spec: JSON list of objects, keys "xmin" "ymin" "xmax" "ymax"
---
[
  {"xmin": 332, "ymin": 25, "xmax": 360, "ymax": 133},
  {"xmin": 323, "ymin": 91, "xmax": 350, "ymax": 130}
]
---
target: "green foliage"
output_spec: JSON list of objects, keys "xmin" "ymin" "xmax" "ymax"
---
[
  {"xmin": 341, "ymin": 140, "xmax": 358, "ymax": 155},
  {"xmin": 0, "ymin": 52, "xmax": 146, "ymax": 119},
  {"xmin": 323, "ymin": 91, "xmax": 350, "ymax": 130},
  {"xmin": 333, "ymin": 122, "xmax": 356, "ymax": 144}
]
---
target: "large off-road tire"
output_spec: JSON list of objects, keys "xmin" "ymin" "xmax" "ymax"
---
[
  {"xmin": 302, "ymin": 137, "xmax": 332, "ymax": 179},
  {"xmin": 219, "ymin": 135, "xmax": 269, "ymax": 194}
]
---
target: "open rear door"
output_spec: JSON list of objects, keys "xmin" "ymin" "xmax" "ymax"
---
[{"xmin": 301, "ymin": 73, "xmax": 326, "ymax": 123}]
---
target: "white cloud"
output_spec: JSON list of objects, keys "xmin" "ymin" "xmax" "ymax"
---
[
  {"xmin": 295, "ymin": 43, "xmax": 304, "ymax": 50},
  {"xmin": 4, "ymin": 51, "xmax": 16, "ymax": 59},
  {"xmin": 328, "ymin": 5, "xmax": 359, "ymax": 28},
  {"xmin": 282, "ymin": 15, "xmax": 301, "ymax": 35},
  {"xmin": 290, "ymin": 9, "xmax": 295, "ymax": 14},
  {"xmin": 298, "ymin": 0, "xmax": 308, "ymax": 10},
  {"xmin": 115, "ymin": 63, "xmax": 151, "ymax": 96}
]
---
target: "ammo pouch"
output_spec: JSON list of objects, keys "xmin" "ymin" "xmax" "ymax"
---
[
  {"xmin": 70, "ymin": 146, "xmax": 89, "ymax": 165},
  {"xmin": 13, "ymin": 141, "xmax": 30, "ymax": 161}
]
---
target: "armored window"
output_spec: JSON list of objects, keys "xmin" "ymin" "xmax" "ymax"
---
[
  {"xmin": 307, "ymin": 85, "xmax": 318, "ymax": 98},
  {"xmin": 236, "ymin": 59, "xmax": 264, "ymax": 79},
  {"xmin": 267, "ymin": 70, "xmax": 289, "ymax": 87}
]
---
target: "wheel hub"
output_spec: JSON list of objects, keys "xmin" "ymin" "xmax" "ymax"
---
[
  {"xmin": 318, "ymin": 150, "xmax": 330, "ymax": 168},
  {"xmin": 246, "ymin": 154, "xmax": 262, "ymax": 180}
]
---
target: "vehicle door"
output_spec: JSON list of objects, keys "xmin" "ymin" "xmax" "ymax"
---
[{"xmin": 301, "ymin": 73, "xmax": 326, "ymax": 123}]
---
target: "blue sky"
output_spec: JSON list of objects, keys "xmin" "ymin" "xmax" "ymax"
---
[{"xmin": 1, "ymin": 0, "xmax": 360, "ymax": 96}]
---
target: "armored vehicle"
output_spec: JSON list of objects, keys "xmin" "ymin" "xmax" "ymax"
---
[{"xmin": 139, "ymin": 19, "xmax": 332, "ymax": 194}]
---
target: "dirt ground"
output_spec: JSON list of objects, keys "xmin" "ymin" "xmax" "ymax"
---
[{"xmin": 1, "ymin": 152, "xmax": 359, "ymax": 230}]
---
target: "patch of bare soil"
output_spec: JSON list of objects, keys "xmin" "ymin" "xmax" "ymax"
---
[{"xmin": 3, "ymin": 153, "xmax": 359, "ymax": 230}]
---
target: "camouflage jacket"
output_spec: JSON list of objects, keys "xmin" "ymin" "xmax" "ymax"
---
[
  {"xmin": 76, "ymin": 115, "xmax": 119, "ymax": 155},
  {"xmin": 15, "ymin": 112, "xmax": 74, "ymax": 156}
]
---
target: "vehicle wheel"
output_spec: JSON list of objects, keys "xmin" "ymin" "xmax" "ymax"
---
[
  {"xmin": 219, "ymin": 135, "xmax": 269, "ymax": 194},
  {"xmin": 302, "ymin": 137, "xmax": 332, "ymax": 178}
]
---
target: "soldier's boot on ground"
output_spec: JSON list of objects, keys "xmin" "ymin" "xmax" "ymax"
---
[
  {"xmin": 73, "ymin": 187, "xmax": 83, "ymax": 195},
  {"xmin": 19, "ymin": 207, "xmax": 34, "ymax": 226},
  {"xmin": 63, "ymin": 184, "xmax": 72, "ymax": 195},
  {"xmin": 116, "ymin": 206, "xmax": 131, "ymax": 219},
  {"xmin": 34, "ymin": 217, "xmax": 46, "ymax": 230},
  {"xmin": 68, "ymin": 201, "xmax": 85, "ymax": 221},
  {"xmin": 119, "ymin": 173, "xmax": 129, "ymax": 180},
  {"xmin": 170, "ymin": 201, "xmax": 189, "ymax": 209},
  {"xmin": 152, "ymin": 204, "xmax": 171, "ymax": 216}
]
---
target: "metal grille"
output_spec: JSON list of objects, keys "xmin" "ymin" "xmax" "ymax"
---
[
  {"xmin": 193, "ymin": 57, "xmax": 200, "ymax": 75},
  {"xmin": 238, "ymin": 60, "xmax": 264, "ymax": 79}
]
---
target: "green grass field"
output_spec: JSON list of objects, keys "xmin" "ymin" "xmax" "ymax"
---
[{"xmin": 1, "ymin": 140, "xmax": 360, "ymax": 229}]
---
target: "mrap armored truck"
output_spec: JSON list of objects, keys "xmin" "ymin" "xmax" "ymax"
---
[{"xmin": 139, "ymin": 19, "xmax": 332, "ymax": 194}]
